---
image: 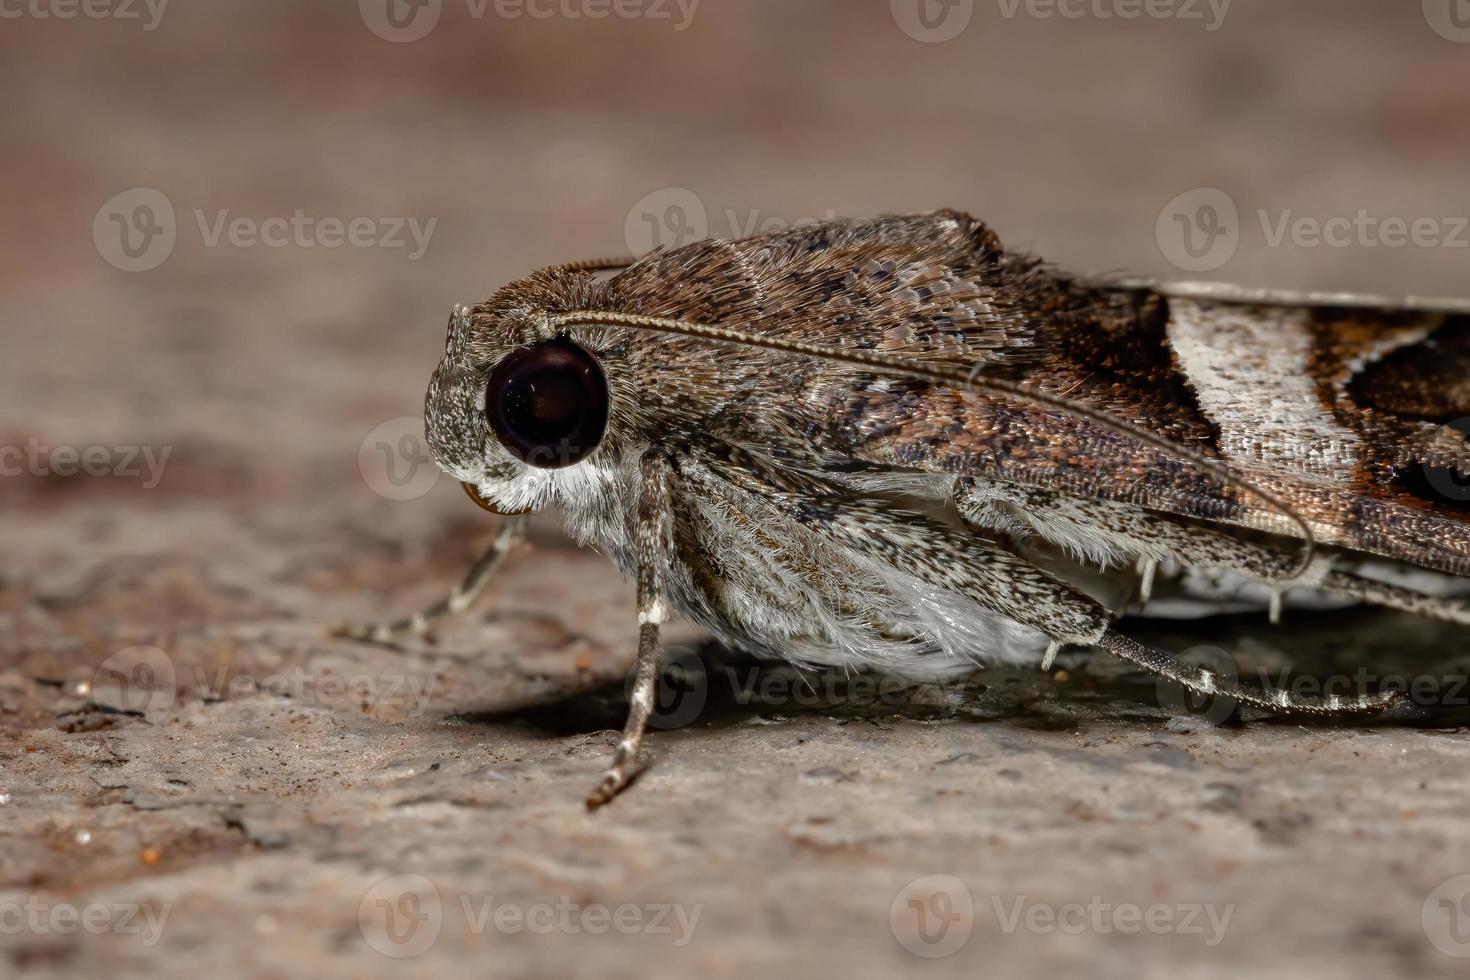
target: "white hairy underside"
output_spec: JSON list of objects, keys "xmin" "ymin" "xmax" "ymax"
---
[
  {"xmin": 503, "ymin": 444, "xmax": 1451, "ymax": 681},
  {"xmin": 677, "ymin": 494, "xmax": 1051, "ymax": 678},
  {"xmin": 541, "ymin": 460, "xmax": 1049, "ymax": 678}
]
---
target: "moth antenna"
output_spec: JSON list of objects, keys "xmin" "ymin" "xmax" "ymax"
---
[
  {"xmin": 561, "ymin": 257, "xmax": 639, "ymax": 273},
  {"xmin": 544, "ymin": 310, "xmax": 1319, "ymax": 582}
]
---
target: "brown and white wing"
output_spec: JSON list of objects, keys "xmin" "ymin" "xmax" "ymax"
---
[
  {"xmin": 602, "ymin": 210, "xmax": 1470, "ymax": 575},
  {"xmin": 839, "ymin": 287, "xmax": 1470, "ymax": 576}
]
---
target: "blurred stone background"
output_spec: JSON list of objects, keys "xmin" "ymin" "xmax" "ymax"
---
[{"xmin": 3, "ymin": 1, "xmax": 1470, "ymax": 977}]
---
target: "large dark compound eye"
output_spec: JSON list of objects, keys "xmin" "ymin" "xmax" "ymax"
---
[{"xmin": 485, "ymin": 338, "xmax": 609, "ymax": 469}]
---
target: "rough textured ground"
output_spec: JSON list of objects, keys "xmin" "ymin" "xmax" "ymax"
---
[{"xmin": 4, "ymin": 2, "xmax": 1470, "ymax": 978}]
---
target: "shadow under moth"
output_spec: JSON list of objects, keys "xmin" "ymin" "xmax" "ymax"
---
[{"xmin": 341, "ymin": 211, "xmax": 1470, "ymax": 807}]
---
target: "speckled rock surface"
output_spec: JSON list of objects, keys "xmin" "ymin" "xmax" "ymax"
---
[{"xmin": 4, "ymin": 3, "xmax": 1470, "ymax": 978}]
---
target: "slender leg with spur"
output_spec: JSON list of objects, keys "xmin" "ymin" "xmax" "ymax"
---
[
  {"xmin": 586, "ymin": 451, "xmax": 674, "ymax": 809},
  {"xmin": 334, "ymin": 515, "xmax": 528, "ymax": 644},
  {"xmin": 1320, "ymin": 568, "xmax": 1470, "ymax": 625},
  {"xmin": 959, "ymin": 482, "xmax": 1470, "ymax": 624},
  {"xmin": 1097, "ymin": 631, "xmax": 1402, "ymax": 714},
  {"xmin": 689, "ymin": 454, "xmax": 1405, "ymax": 719}
]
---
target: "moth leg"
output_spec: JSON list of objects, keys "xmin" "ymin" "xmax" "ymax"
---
[
  {"xmin": 1319, "ymin": 569, "xmax": 1470, "ymax": 626},
  {"xmin": 333, "ymin": 515, "xmax": 528, "ymax": 644},
  {"xmin": 958, "ymin": 481, "xmax": 1470, "ymax": 626},
  {"xmin": 1097, "ymin": 631, "xmax": 1403, "ymax": 715},
  {"xmin": 956, "ymin": 480, "xmax": 1310, "ymax": 587},
  {"xmin": 872, "ymin": 494, "xmax": 1402, "ymax": 714},
  {"xmin": 586, "ymin": 451, "xmax": 674, "ymax": 810},
  {"xmin": 690, "ymin": 456, "xmax": 1406, "ymax": 719},
  {"xmin": 1136, "ymin": 558, "xmax": 1159, "ymax": 606},
  {"xmin": 678, "ymin": 453, "xmax": 1406, "ymax": 724}
]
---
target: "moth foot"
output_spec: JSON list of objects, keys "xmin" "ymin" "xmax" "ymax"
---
[
  {"xmin": 585, "ymin": 742, "xmax": 642, "ymax": 809},
  {"xmin": 585, "ymin": 770, "xmax": 627, "ymax": 810},
  {"xmin": 329, "ymin": 618, "xmax": 434, "ymax": 648}
]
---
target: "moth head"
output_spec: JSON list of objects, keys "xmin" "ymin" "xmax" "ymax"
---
[{"xmin": 424, "ymin": 304, "xmax": 616, "ymax": 516}]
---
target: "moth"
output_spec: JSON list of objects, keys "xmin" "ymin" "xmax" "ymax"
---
[{"xmin": 341, "ymin": 211, "xmax": 1470, "ymax": 807}]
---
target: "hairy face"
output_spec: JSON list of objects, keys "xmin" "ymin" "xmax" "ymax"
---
[{"xmin": 424, "ymin": 305, "xmax": 624, "ymax": 517}]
